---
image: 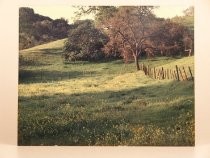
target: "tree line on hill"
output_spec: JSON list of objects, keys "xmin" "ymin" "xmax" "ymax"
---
[
  {"xmin": 19, "ymin": 6, "xmax": 194, "ymax": 70},
  {"xmin": 63, "ymin": 6, "xmax": 194, "ymax": 70},
  {"xmin": 19, "ymin": 7, "xmax": 71, "ymax": 50}
]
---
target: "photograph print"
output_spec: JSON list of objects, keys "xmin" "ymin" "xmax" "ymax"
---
[{"xmin": 18, "ymin": 6, "xmax": 194, "ymax": 146}]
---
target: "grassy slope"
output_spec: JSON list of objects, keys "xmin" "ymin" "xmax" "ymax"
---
[{"xmin": 18, "ymin": 39, "xmax": 194, "ymax": 146}]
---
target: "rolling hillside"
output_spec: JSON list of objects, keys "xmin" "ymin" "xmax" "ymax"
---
[
  {"xmin": 18, "ymin": 39, "xmax": 194, "ymax": 146},
  {"xmin": 19, "ymin": 7, "xmax": 71, "ymax": 50}
]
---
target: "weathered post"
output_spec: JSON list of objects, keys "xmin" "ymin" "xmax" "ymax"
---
[
  {"xmin": 175, "ymin": 65, "xmax": 180, "ymax": 81},
  {"xmin": 179, "ymin": 68, "xmax": 184, "ymax": 81},
  {"xmin": 147, "ymin": 65, "xmax": 149, "ymax": 76},
  {"xmin": 188, "ymin": 66, "xmax": 194, "ymax": 81},
  {"xmin": 171, "ymin": 69, "xmax": 174, "ymax": 79},
  {"xmin": 162, "ymin": 67, "xmax": 164, "ymax": 79},
  {"xmin": 154, "ymin": 67, "xmax": 156, "ymax": 79},
  {"xmin": 182, "ymin": 67, "xmax": 188, "ymax": 80},
  {"xmin": 158, "ymin": 69, "xmax": 161, "ymax": 80},
  {"xmin": 164, "ymin": 70, "xmax": 167, "ymax": 79},
  {"xmin": 174, "ymin": 70, "xmax": 177, "ymax": 80},
  {"xmin": 167, "ymin": 69, "xmax": 169, "ymax": 79}
]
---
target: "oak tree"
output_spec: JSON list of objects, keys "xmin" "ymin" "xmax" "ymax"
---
[{"xmin": 103, "ymin": 6, "xmax": 158, "ymax": 70}]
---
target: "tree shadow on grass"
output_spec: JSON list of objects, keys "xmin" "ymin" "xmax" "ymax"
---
[
  {"xmin": 18, "ymin": 80, "xmax": 194, "ymax": 145},
  {"xmin": 36, "ymin": 48, "xmax": 64, "ymax": 55},
  {"xmin": 23, "ymin": 47, "xmax": 63, "ymax": 54},
  {"xmin": 19, "ymin": 48, "xmax": 63, "ymax": 67},
  {"xmin": 19, "ymin": 69, "xmax": 97, "ymax": 84}
]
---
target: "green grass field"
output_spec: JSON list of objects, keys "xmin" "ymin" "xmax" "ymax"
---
[{"xmin": 18, "ymin": 39, "xmax": 194, "ymax": 146}]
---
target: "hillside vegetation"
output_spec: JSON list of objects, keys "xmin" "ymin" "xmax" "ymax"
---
[
  {"xmin": 19, "ymin": 7, "xmax": 71, "ymax": 50},
  {"xmin": 19, "ymin": 39, "xmax": 194, "ymax": 146}
]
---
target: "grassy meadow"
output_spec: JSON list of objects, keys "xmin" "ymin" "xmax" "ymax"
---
[{"xmin": 18, "ymin": 39, "xmax": 194, "ymax": 146}]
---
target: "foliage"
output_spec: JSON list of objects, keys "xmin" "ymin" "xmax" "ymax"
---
[
  {"xmin": 74, "ymin": 6, "xmax": 118, "ymax": 25},
  {"xmin": 63, "ymin": 20, "xmax": 108, "ymax": 61},
  {"xmin": 102, "ymin": 6, "xmax": 158, "ymax": 70},
  {"xmin": 152, "ymin": 20, "xmax": 192, "ymax": 56},
  {"xmin": 75, "ymin": 6, "xmax": 194, "ymax": 64},
  {"xmin": 170, "ymin": 6, "xmax": 194, "ymax": 55},
  {"xmin": 172, "ymin": 16, "xmax": 194, "ymax": 32},
  {"xmin": 19, "ymin": 7, "xmax": 71, "ymax": 50}
]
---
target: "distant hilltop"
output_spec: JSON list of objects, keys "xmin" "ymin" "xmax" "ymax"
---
[{"xmin": 19, "ymin": 7, "xmax": 72, "ymax": 50}]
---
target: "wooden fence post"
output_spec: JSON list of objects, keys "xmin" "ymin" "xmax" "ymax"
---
[
  {"xmin": 171, "ymin": 70, "xmax": 174, "ymax": 79},
  {"xmin": 182, "ymin": 67, "xmax": 188, "ymax": 80},
  {"xmin": 174, "ymin": 70, "xmax": 177, "ymax": 80},
  {"xmin": 150, "ymin": 68, "xmax": 152, "ymax": 78},
  {"xmin": 175, "ymin": 65, "xmax": 180, "ymax": 81},
  {"xmin": 171, "ymin": 69, "xmax": 174, "ymax": 79},
  {"xmin": 149, "ymin": 67, "xmax": 151, "ymax": 77},
  {"xmin": 158, "ymin": 69, "xmax": 161, "ymax": 80},
  {"xmin": 167, "ymin": 69, "xmax": 169, "ymax": 79},
  {"xmin": 149, "ymin": 68, "xmax": 151, "ymax": 77},
  {"xmin": 188, "ymin": 67, "xmax": 194, "ymax": 81},
  {"xmin": 154, "ymin": 67, "xmax": 156, "ymax": 79},
  {"xmin": 161, "ymin": 67, "xmax": 164, "ymax": 79},
  {"xmin": 142, "ymin": 64, "xmax": 144, "ymax": 73},
  {"xmin": 179, "ymin": 68, "xmax": 184, "ymax": 81},
  {"xmin": 164, "ymin": 70, "xmax": 167, "ymax": 79}
]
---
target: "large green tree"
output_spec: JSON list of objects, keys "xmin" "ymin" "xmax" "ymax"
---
[
  {"xmin": 63, "ymin": 20, "xmax": 108, "ymax": 61},
  {"xmin": 152, "ymin": 20, "xmax": 191, "ymax": 56}
]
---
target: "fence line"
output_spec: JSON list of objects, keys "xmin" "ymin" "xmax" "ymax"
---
[
  {"xmin": 140, "ymin": 64, "xmax": 194, "ymax": 81},
  {"xmin": 19, "ymin": 64, "xmax": 194, "ymax": 83}
]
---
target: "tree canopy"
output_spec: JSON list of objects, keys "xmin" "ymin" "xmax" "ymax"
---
[
  {"xmin": 63, "ymin": 20, "xmax": 108, "ymax": 61},
  {"xmin": 102, "ymin": 6, "xmax": 159, "ymax": 70},
  {"xmin": 67, "ymin": 6, "xmax": 194, "ymax": 70},
  {"xmin": 19, "ymin": 6, "xmax": 194, "ymax": 70}
]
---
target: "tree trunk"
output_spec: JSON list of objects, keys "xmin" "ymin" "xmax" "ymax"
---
[{"xmin": 134, "ymin": 55, "xmax": 140, "ymax": 71}]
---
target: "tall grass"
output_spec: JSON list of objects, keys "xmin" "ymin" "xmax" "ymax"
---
[{"xmin": 18, "ymin": 39, "xmax": 194, "ymax": 146}]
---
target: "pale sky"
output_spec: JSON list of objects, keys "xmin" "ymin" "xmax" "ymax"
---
[
  {"xmin": 154, "ymin": 6, "xmax": 189, "ymax": 18},
  {"xmin": 30, "ymin": 6, "xmax": 94, "ymax": 24},
  {"xmin": 30, "ymin": 6, "xmax": 191, "ymax": 24}
]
